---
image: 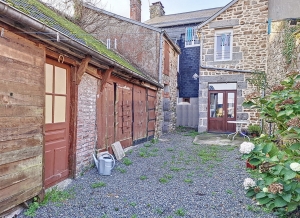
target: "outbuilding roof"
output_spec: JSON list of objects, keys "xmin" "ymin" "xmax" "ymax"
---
[{"xmin": 2, "ymin": 0, "xmax": 160, "ymax": 86}]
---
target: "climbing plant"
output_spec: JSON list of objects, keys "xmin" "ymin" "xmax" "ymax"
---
[{"xmin": 282, "ymin": 21, "xmax": 300, "ymax": 67}]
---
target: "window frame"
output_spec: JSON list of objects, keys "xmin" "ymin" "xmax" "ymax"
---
[
  {"xmin": 214, "ymin": 29, "xmax": 233, "ymax": 62},
  {"xmin": 185, "ymin": 27, "xmax": 200, "ymax": 48}
]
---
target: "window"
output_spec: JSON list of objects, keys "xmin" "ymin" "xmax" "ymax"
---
[
  {"xmin": 107, "ymin": 38, "xmax": 110, "ymax": 49},
  {"xmin": 214, "ymin": 29, "xmax": 233, "ymax": 61},
  {"xmin": 164, "ymin": 41, "xmax": 170, "ymax": 75},
  {"xmin": 185, "ymin": 27, "xmax": 200, "ymax": 47},
  {"xmin": 183, "ymin": 98, "xmax": 190, "ymax": 103}
]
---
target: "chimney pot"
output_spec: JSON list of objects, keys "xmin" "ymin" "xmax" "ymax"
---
[
  {"xmin": 130, "ymin": 0, "xmax": 142, "ymax": 22},
  {"xmin": 150, "ymin": 1, "xmax": 165, "ymax": 19}
]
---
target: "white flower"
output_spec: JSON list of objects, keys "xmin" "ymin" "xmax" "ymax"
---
[
  {"xmin": 243, "ymin": 178, "xmax": 256, "ymax": 190},
  {"xmin": 239, "ymin": 142, "xmax": 255, "ymax": 154},
  {"xmin": 290, "ymin": 162, "xmax": 300, "ymax": 172},
  {"xmin": 262, "ymin": 187, "xmax": 268, "ymax": 193}
]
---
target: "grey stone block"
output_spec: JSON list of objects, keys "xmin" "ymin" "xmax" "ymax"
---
[
  {"xmin": 233, "ymin": 52, "xmax": 243, "ymax": 61},
  {"xmin": 237, "ymin": 81, "xmax": 247, "ymax": 89},
  {"xmin": 199, "ymin": 112, "xmax": 208, "ymax": 118},
  {"xmin": 205, "ymin": 54, "xmax": 214, "ymax": 62},
  {"xmin": 209, "ymin": 19, "xmax": 239, "ymax": 28},
  {"xmin": 162, "ymin": 123, "xmax": 169, "ymax": 133},
  {"xmin": 198, "ymin": 126, "xmax": 207, "ymax": 133},
  {"xmin": 201, "ymin": 74, "xmax": 245, "ymax": 83},
  {"xmin": 237, "ymin": 113, "xmax": 249, "ymax": 120},
  {"xmin": 207, "ymin": 49, "xmax": 214, "ymax": 55},
  {"xmin": 163, "ymin": 98, "xmax": 171, "ymax": 111},
  {"xmin": 199, "ymin": 97, "xmax": 208, "ymax": 104},
  {"xmin": 164, "ymin": 111, "xmax": 172, "ymax": 122},
  {"xmin": 233, "ymin": 47, "xmax": 240, "ymax": 52},
  {"xmin": 237, "ymin": 97, "xmax": 245, "ymax": 105}
]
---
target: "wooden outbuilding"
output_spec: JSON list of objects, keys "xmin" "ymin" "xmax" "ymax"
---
[{"xmin": 0, "ymin": 0, "xmax": 162, "ymax": 214}]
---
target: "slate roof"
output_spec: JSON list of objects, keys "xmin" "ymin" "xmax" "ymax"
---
[
  {"xmin": 3, "ymin": 0, "xmax": 155, "ymax": 82},
  {"xmin": 144, "ymin": 7, "xmax": 222, "ymax": 27}
]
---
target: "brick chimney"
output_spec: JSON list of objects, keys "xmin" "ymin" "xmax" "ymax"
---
[
  {"xmin": 150, "ymin": 2, "xmax": 165, "ymax": 19},
  {"xmin": 130, "ymin": 0, "xmax": 141, "ymax": 22}
]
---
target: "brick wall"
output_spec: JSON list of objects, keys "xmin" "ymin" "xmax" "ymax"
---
[
  {"xmin": 76, "ymin": 73, "xmax": 98, "ymax": 176},
  {"xmin": 198, "ymin": 0, "xmax": 268, "ymax": 132}
]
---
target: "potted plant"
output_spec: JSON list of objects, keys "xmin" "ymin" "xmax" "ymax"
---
[{"xmin": 247, "ymin": 124, "xmax": 261, "ymax": 137}]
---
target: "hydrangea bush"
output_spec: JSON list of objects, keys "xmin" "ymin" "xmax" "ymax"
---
[{"xmin": 241, "ymin": 72, "xmax": 300, "ymax": 217}]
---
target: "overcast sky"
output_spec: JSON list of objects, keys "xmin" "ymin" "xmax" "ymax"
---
[{"xmin": 101, "ymin": 0, "xmax": 233, "ymax": 21}]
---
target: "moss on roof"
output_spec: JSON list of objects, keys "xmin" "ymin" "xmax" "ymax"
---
[{"xmin": 6, "ymin": 0, "xmax": 142, "ymax": 75}]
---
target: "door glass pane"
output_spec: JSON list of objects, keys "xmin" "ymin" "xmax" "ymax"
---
[
  {"xmin": 45, "ymin": 95, "xmax": 53, "ymax": 123},
  {"xmin": 210, "ymin": 93, "xmax": 223, "ymax": 118},
  {"xmin": 55, "ymin": 66, "xmax": 67, "ymax": 94},
  {"xmin": 45, "ymin": 64, "xmax": 53, "ymax": 93},
  {"xmin": 227, "ymin": 93, "xmax": 235, "ymax": 118},
  {"xmin": 54, "ymin": 96, "xmax": 66, "ymax": 123}
]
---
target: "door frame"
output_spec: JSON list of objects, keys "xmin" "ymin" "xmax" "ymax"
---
[{"xmin": 207, "ymin": 90, "xmax": 237, "ymax": 133}]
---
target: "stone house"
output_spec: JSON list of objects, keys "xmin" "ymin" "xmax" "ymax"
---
[
  {"xmin": 145, "ymin": 2, "xmax": 221, "ymax": 128},
  {"xmin": 83, "ymin": 0, "xmax": 180, "ymax": 135},
  {"xmin": 0, "ymin": 0, "xmax": 163, "ymax": 214},
  {"xmin": 197, "ymin": 0, "xmax": 268, "ymax": 133}
]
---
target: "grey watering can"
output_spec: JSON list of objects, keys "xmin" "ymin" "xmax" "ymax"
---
[{"xmin": 93, "ymin": 153, "xmax": 115, "ymax": 176}]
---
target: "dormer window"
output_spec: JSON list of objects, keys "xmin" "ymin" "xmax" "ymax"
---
[{"xmin": 185, "ymin": 27, "xmax": 200, "ymax": 47}]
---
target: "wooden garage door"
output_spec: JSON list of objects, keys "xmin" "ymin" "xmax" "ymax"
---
[
  {"xmin": 147, "ymin": 89, "xmax": 157, "ymax": 137},
  {"xmin": 116, "ymin": 84, "xmax": 132, "ymax": 148},
  {"xmin": 133, "ymin": 85, "xmax": 147, "ymax": 141},
  {"xmin": 44, "ymin": 59, "xmax": 70, "ymax": 188}
]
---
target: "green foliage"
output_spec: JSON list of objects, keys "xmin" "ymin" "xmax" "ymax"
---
[
  {"xmin": 116, "ymin": 167, "xmax": 127, "ymax": 173},
  {"xmin": 184, "ymin": 178, "xmax": 193, "ymax": 183},
  {"xmin": 175, "ymin": 208, "xmax": 186, "ymax": 216},
  {"xmin": 283, "ymin": 22, "xmax": 300, "ymax": 66},
  {"xmin": 139, "ymin": 175, "xmax": 148, "ymax": 180},
  {"xmin": 91, "ymin": 182, "xmax": 106, "ymax": 188},
  {"xmin": 123, "ymin": 157, "xmax": 132, "ymax": 166},
  {"xmin": 24, "ymin": 188, "xmax": 74, "ymax": 217},
  {"xmin": 247, "ymin": 124, "xmax": 262, "ymax": 135},
  {"xmin": 242, "ymin": 73, "xmax": 300, "ymax": 216}
]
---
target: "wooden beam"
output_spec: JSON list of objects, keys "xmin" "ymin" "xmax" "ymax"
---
[
  {"xmin": 100, "ymin": 67, "xmax": 114, "ymax": 92},
  {"xmin": 76, "ymin": 55, "xmax": 92, "ymax": 85},
  {"xmin": 46, "ymin": 49, "xmax": 78, "ymax": 66}
]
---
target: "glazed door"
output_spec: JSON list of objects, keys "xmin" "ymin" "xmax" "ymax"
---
[
  {"xmin": 44, "ymin": 59, "xmax": 70, "ymax": 188},
  {"xmin": 208, "ymin": 90, "xmax": 236, "ymax": 133}
]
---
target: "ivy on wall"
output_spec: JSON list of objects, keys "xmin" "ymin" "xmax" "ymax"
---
[{"xmin": 283, "ymin": 21, "xmax": 300, "ymax": 67}]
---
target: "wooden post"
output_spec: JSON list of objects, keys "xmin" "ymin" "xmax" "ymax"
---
[
  {"xmin": 76, "ymin": 55, "xmax": 91, "ymax": 85},
  {"xmin": 100, "ymin": 67, "xmax": 114, "ymax": 92}
]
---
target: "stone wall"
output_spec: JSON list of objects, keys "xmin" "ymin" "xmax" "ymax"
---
[
  {"xmin": 161, "ymin": 39, "xmax": 179, "ymax": 133},
  {"xmin": 83, "ymin": 10, "xmax": 160, "ymax": 81},
  {"xmin": 76, "ymin": 73, "xmax": 98, "ymax": 176},
  {"xmin": 267, "ymin": 20, "xmax": 300, "ymax": 89},
  {"xmin": 198, "ymin": 0, "xmax": 268, "ymax": 132}
]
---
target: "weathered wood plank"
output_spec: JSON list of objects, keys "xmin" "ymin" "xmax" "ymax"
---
[
  {"xmin": 0, "ymin": 155, "xmax": 42, "ymax": 177},
  {"xmin": 0, "ymin": 146, "xmax": 42, "ymax": 166},
  {"xmin": 0, "ymin": 164, "xmax": 42, "ymax": 190},
  {"xmin": 0, "ymin": 126, "xmax": 42, "ymax": 142},
  {"xmin": 0, "ymin": 185, "xmax": 41, "ymax": 214},
  {"xmin": 0, "ymin": 105, "xmax": 43, "ymax": 117},
  {"xmin": 0, "ymin": 56, "xmax": 44, "ymax": 86},
  {"xmin": 0, "ymin": 80, "xmax": 44, "ymax": 97},
  {"xmin": 0, "ymin": 117, "xmax": 43, "ymax": 129},
  {"xmin": 0, "ymin": 30, "xmax": 44, "ymax": 67},
  {"xmin": 76, "ymin": 56, "xmax": 92, "ymax": 85},
  {"xmin": 0, "ymin": 135, "xmax": 42, "ymax": 154},
  {"xmin": 0, "ymin": 93, "xmax": 44, "ymax": 107},
  {"xmin": 100, "ymin": 67, "xmax": 114, "ymax": 91},
  {"xmin": 0, "ymin": 174, "xmax": 42, "ymax": 203}
]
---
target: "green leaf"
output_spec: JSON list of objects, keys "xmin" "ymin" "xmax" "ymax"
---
[
  {"xmin": 268, "ymin": 193, "xmax": 276, "ymax": 199},
  {"xmin": 295, "ymin": 188, "xmax": 300, "ymax": 194},
  {"xmin": 256, "ymin": 192, "xmax": 266, "ymax": 199},
  {"xmin": 269, "ymin": 146, "xmax": 279, "ymax": 157},
  {"xmin": 249, "ymin": 158, "xmax": 261, "ymax": 166},
  {"xmin": 265, "ymin": 176, "xmax": 275, "ymax": 185},
  {"xmin": 270, "ymin": 156, "xmax": 279, "ymax": 162},
  {"xmin": 287, "ymin": 202, "xmax": 299, "ymax": 212},
  {"xmin": 274, "ymin": 197, "xmax": 287, "ymax": 207},
  {"xmin": 284, "ymin": 184, "xmax": 292, "ymax": 192},
  {"xmin": 273, "ymin": 165, "xmax": 284, "ymax": 175},
  {"xmin": 246, "ymin": 190, "xmax": 256, "ymax": 197},
  {"xmin": 282, "ymin": 169, "xmax": 297, "ymax": 180},
  {"xmin": 277, "ymin": 111, "xmax": 286, "ymax": 117},
  {"xmin": 257, "ymin": 196, "xmax": 272, "ymax": 205},
  {"xmin": 281, "ymin": 193, "xmax": 292, "ymax": 202},
  {"xmin": 262, "ymin": 143, "xmax": 273, "ymax": 154},
  {"xmin": 286, "ymin": 110, "xmax": 293, "ymax": 116},
  {"xmin": 289, "ymin": 143, "xmax": 300, "ymax": 150},
  {"xmin": 242, "ymin": 101, "xmax": 256, "ymax": 108}
]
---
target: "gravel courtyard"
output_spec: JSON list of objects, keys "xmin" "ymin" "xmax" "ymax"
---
[{"xmin": 19, "ymin": 129, "xmax": 276, "ymax": 218}]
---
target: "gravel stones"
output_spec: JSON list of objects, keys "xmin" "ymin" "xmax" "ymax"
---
[{"xmin": 19, "ymin": 130, "xmax": 276, "ymax": 218}]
